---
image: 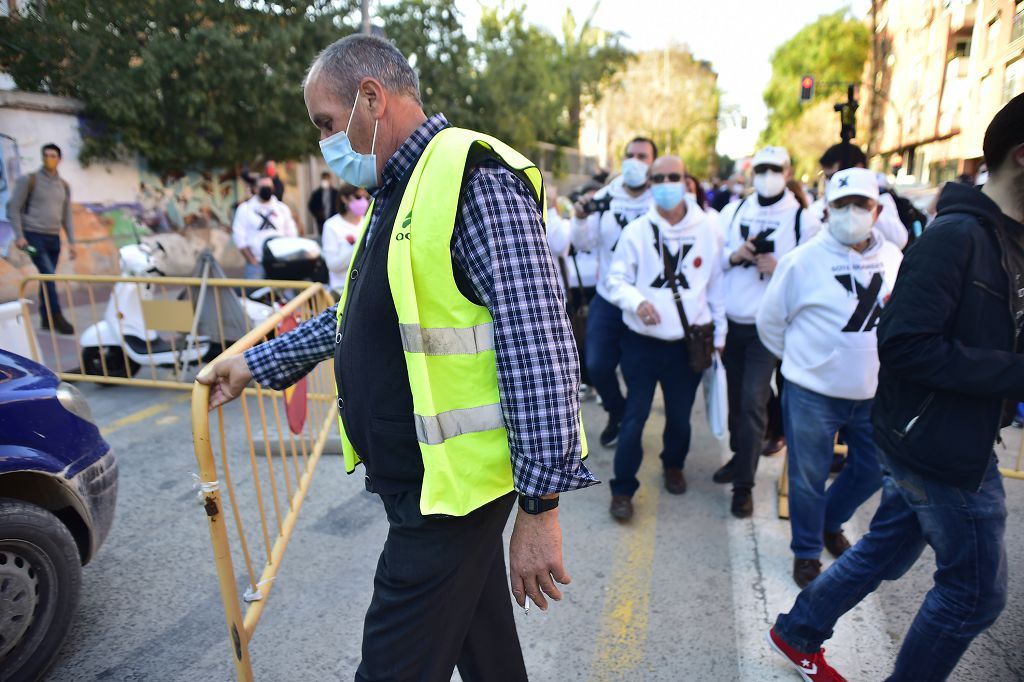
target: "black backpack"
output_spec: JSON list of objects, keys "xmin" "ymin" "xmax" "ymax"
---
[{"xmin": 883, "ymin": 188, "xmax": 928, "ymax": 249}]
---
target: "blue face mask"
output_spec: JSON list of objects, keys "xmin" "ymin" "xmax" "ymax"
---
[
  {"xmin": 319, "ymin": 90, "xmax": 379, "ymax": 189},
  {"xmin": 651, "ymin": 182, "xmax": 685, "ymax": 211}
]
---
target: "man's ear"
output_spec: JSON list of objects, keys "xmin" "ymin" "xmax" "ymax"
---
[
  {"xmin": 361, "ymin": 78, "xmax": 387, "ymax": 120},
  {"xmin": 1014, "ymin": 144, "xmax": 1024, "ymax": 170},
  {"xmin": 873, "ymin": 204, "xmax": 883, "ymax": 224}
]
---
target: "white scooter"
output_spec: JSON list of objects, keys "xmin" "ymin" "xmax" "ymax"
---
[{"xmin": 79, "ymin": 243, "xmax": 272, "ymax": 378}]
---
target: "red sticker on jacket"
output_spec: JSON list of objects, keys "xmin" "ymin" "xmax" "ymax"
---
[{"xmin": 693, "ymin": 256, "xmax": 703, "ymax": 268}]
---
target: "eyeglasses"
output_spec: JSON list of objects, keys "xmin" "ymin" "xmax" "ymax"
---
[
  {"xmin": 650, "ymin": 173, "xmax": 683, "ymax": 184},
  {"xmin": 753, "ymin": 164, "xmax": 784, "ymax": 175}
]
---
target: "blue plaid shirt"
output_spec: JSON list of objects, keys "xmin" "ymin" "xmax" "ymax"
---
[{"xmin": 244, "ymin": 115, "xmax": 597, "ymax": 497}]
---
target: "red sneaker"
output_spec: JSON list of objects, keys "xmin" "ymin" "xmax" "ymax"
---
[{"xmin": 766, "ymin": 628, "xmax": 847, "ymax": 681}]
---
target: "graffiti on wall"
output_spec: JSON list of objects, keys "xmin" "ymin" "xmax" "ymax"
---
[{"xmin": 137, "ymin": 170, "xmax": 241, "ymax": 231}]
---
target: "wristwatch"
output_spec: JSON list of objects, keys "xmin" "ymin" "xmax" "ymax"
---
[{"xmin": 518, "ymin": 493, "xmax": 559, "ymax": 515}]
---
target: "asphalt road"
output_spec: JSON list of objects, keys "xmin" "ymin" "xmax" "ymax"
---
[{"xmin": 45, "ymin": 381, "xmax": 1024, "ymax": 681}]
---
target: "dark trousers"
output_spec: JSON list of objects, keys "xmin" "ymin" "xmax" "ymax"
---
[
  {"xmin": 722, "ymin": 321, "xmax": 779, "ymax": 490},
  {"xmin": 776, "ymin": 454, "xmax": 1007, "ymax": 681},
  {"xmin": 566, "ymin": 285, "xmax": 597, "ymax": 385},
  {"xmin": 610, "ymin": 330, "xmax": 703, "ymax": 497},
  {"xmin": 585, "ymin": 293, "xmax": 626, "ymax": 420},
  {"xmin": 356, "ymin": 490, "xmax": 526, "ymax": 682},
  {"xmin": 24, "ymin": 230, "xmax": 63, "ymax": 317}
]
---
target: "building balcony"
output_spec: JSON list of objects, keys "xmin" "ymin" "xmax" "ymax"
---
[{"xmin": 946, "ymin": 0, "xmax": 976, "ymax": 32}]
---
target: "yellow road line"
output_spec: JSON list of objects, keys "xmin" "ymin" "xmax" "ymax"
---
[
  {"xmin": 100, "ymin": 393, "xmax": 191, "ymax": 437},
  {"xmin": 591, "ymin": 438, "xmax": 661, "ymax": 681}
]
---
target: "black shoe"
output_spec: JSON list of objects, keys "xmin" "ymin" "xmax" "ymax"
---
[
  {"xmin": 600, "ymin": 417, "xmax": 621, "ymax": 448},
  {"xmin": 730, "ymin": 488, "xmax": 753, "ymax": 518},
  {"xmin": 793, "ymin": 558, "xmax": 822, "ymax": 588},
  {"xmin": 52, "ymin": 313, "xmax": 75, "ymax": 335},
  {"xmin": 824, "ymin": 530, "xmax": 851, "ymax": 558},
  {"xmin": 609, "ymin": 495, "xmax": 633, "ymax": 521},
  {"xmin": 713, "ymin": 458, "xmax": 736, "ymax": 484},
  {"xmin": 762, "ymin": 436, "xmax": 786, "ymax": 457},
  {"xmin": 664, "ymin": 468, "xmax": 687, "ymax": 495}
]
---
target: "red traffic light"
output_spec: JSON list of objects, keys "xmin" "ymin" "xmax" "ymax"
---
[{"xmin": 799, "ymin": 75, "xmax": 815, "ymax": 102}]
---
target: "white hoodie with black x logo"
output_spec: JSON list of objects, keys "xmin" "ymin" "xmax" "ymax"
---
[
  {"xmin": 605, "ymin": 199, "xmax": 727, "ymax": 347},
  {"xmin": 756, "ymin": 227, "xmax": 903, "ymax": 400}
]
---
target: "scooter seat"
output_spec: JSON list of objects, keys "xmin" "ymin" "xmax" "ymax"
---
[{"xmin": 124, "ymin": 335, "xmax": 173, "ymax": 355}]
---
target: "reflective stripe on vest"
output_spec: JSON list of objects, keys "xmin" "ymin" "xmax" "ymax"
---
[
  {"xmin": 398, "ymin": 322, "xmax": 494, "ymax": 355},
  {"xmin": 414, "ymin": 403, "xmax": 504, "ymax": 446}
]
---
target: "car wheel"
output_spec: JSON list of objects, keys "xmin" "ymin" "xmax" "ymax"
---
[
  {"xmin": 81, "ymin": 346, "xmax": 139, "ymax": 378},
  {"xmin": 0, "ymin": 499, "xmax": 82, "ymax": 682}
]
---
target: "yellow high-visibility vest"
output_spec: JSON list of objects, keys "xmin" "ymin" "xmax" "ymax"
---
[{"xmin": 335, "ymin": 127, "xmax": 587, "ymax": 516}]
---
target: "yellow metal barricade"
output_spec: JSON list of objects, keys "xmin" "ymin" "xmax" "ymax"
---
[
  {"xmin": 17, "ymin": 273, "xmax": 324, "ymax": 391},
  {"xmin": 1001, "ymin": 437, "xmax": 1024, "ymax": 480},
  {"xmin": 191, "ymin": 284, "xmax": 336, "ymax": 681}
]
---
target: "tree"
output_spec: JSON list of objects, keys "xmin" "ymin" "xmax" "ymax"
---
[
  {"xmin": 761, "ymin": 10, "xmax": 870, "ymax": 147},
  {"xmin": 468, "ymin": 6, "xmax": 571, "ymax": 150},
  {"xmin": 0, "ymin": 0, "xmax": 357, "ymax": 172},
  {"xmin": 595, "ymin": 45, "xmax": 721, "ymax": 178},
  {"xmin": 559, "ymin": 3, "xmax": 630, "ymax": 143},
  {"xmin": 378, "ymin": 0, "xmax": 477, "ymax": 128}
]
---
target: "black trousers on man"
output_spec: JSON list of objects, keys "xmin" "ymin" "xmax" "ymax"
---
[
  {"xmin": 722, "ymin": 321, "xmax": 779, "ymax": 490},
  {"xmin": 356, "ymin": 490, "xmax": 526, "ymax": 682}
]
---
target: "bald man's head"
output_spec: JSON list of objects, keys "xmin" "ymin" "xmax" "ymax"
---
[{"xmin": 650, "ymin": 156, "xmax": 685, "ymax": 179}]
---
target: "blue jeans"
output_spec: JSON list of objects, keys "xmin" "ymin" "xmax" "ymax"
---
[
  {"xmin": 783, "ymin": 382, "xmax": 883, "ymax": 559},
  {"xmin": 610, "ymin": 330, "xmax": 703, "ymax": 497},
  {"xmin": 585, "ymin": 293, "xmax": 626, "ymax": 420},
  {"xmin": 775, "ymin": 453, "xmax": 1008, "ymax": 681},
  {"xmin": 24, "ymin": 231, "xmax": 63, "ymax": 316},
  {"xmin": 243, "ymin": 261, "xmax": 265, "ymax": 280}
]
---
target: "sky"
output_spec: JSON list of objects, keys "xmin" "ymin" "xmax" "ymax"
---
[{"xmin": 453, "ymin": 0, "xmax": 872, "ymax": 158}]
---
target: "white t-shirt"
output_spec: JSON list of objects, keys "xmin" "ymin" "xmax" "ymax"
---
[{"xmin": 321, "ymin": 213, "xmax": 364, "ymax": 291}]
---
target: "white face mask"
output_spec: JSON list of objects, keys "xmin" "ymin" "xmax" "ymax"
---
[
  {"xmin": 731, "ymin": 183, "xmax": 745, "ymax": 195},
  {"xmin": 320, "ymin": 180, "xmax": 331, "ymax": 190},
  {"xmin": 828, "ymin": 205, "xmax": 875, "ymax": 245},
  {"xmin": 621, "ymin": 158, "xmax": 649, "ymax": 189},
  {"xmin": 753, "ymin": 170, "xmax": 786, "ymax": 198}
]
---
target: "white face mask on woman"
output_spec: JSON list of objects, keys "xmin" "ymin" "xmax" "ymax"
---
[{"xmin": 828, "ymin": 205, "xmax": 875, "ymax": 245}]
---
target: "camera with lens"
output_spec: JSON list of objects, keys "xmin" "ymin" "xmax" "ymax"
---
[
  {"xmin": 750, "ymin": 230, "xmax": 775, "ymax": 255},
  {"xmin": 582, "ymin": 194, "xmax": 612, "ymax": 216}
]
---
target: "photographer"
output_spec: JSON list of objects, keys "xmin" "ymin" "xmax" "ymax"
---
[
  {"xmin": 714, "ymin": 146, "xmax": 821, "ymax": 518},
  {"xmin": 571, "ymin": 136, "xmax": 657, "ymax": 448}
]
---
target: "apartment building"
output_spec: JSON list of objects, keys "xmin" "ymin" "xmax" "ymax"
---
[{"xmin": 867, "ymin": 0, "xmax": 1024, "ymax": 185}]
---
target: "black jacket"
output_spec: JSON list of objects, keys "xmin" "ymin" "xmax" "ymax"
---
[
  {"xmin": 307, "ymin": 187, "xmax": 339, "ymax": 229},
  {"xmin": 873, "ymin": 182, "xmax": 1024, "ymax": 491}
]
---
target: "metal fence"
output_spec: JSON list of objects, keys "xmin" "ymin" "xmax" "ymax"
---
[
  {"xmin": 17, "ymin": 273, "xmax": 325, "ymax": 391},
  {"xmin": 190, "ymin": 284, "xmax": 337, "ymax": 681}
]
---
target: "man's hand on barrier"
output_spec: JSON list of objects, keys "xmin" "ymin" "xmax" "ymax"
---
[
  {"xmin": 15, "ymin": 237, "xmax": 27, "ymax": 250},
  {"xmin": 509, "ymin": 502, "xmax": 570, "ymax": 612},
  {"xmin": 197, "ymin": 355, "xmax": 252, "ymax": 411}
]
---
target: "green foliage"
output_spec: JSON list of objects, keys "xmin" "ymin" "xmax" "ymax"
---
[
  {"xmin": 0, "ymin": 0, "xmax": 356, "ymax": 172},
  {"xmin": 761, "ymin": 9, "xmax": 870, "ymax": 146},
  {"xmin": 1, "ymin": 0, "xmax": 633, "ymax": 171},
  {"xmin": 601, "ymin": 46, "xmax": 721, "ymax": 178},
  {"xmin": 377, "ymin": 0, "xmax": 476, "ymax": 127}
]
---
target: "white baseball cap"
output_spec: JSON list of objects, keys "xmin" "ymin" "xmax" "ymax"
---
[
  {"xmin": 827, "ymin": 168, "xmax": 880, "ymax": 203},
  {"xmin": 752, "ymin": 146, "xmax": 791, "ymax": 168}
]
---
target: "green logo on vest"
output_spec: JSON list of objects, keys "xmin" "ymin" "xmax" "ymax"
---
[{"xmin": 396, "ymin": 211, "xmax": 412, "ymax": 241}]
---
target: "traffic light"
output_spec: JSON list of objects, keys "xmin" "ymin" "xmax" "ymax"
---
[{"xmin": 800, "ymin": 75, "xmax": 815, "ymax": 103}]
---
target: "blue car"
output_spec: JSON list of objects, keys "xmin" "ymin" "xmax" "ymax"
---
[{"xmin": 0, "ymin": 349, "xmax": 118, "ymax": 681}]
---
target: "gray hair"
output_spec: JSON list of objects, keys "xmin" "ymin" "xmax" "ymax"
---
[{"xmin": 304, "ymin": 34, "xmax": 421, "ymax": 106}]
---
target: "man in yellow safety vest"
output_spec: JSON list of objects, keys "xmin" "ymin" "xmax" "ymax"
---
[{"xmin": 198, "ymin": 34, "xmax": 595, "ymax": 681}]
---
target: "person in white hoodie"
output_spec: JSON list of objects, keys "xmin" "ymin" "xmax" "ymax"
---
[
  {"xmin": 757, "ymin": 167, "xmax": 903, "ymax": 588},
  {"xmin": 716, "ymin": 146, "xmax": 822, "ymax": 518},
  {"xmin": 571, "ymin": 137, "xmax": 657, "ymax": 448},
  {"xmin": 604, "ymin": 156, "xmax": 727, "ymax": 521}
]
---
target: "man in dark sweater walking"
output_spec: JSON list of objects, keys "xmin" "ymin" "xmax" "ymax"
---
[
  {"xmin": 767, "ymin": 93, "xmax": 1024, "ymax": 682},
  {"xmin": 9, "ymin": 143, "xmax": 76, "ymax": 334}
]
